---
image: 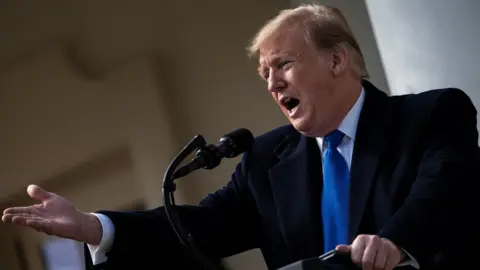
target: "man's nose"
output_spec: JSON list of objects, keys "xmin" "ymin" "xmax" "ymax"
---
[{"xmin": 267, "ymin": 71, "xmax": 286, "ymax": 93}]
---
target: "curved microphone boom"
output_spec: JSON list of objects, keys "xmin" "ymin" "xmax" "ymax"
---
[{"xmin": 162, "ymin": 128, "xmax": 254, "ymax": 270}]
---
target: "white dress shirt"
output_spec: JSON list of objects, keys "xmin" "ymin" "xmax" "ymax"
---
[{"xmin": 88, "ymin": 88, "xmax": 419, "ymax": 268}]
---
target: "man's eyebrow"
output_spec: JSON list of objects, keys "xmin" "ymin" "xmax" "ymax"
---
[
  {"xmin": 257, "ymin": 52, "xmax": 300, "ymax": 75},
  {"xmin": 257, "ymin": 55, "xmax": 281, "ymax": 71}
]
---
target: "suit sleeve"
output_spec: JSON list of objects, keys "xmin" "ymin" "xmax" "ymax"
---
[
  {"xmin": 378, "ymin": 88, "xmax": 480, "ymax": 265},
  {"xmin": 90, "ymin": 154, "xmax": 261, "ymax": 269}
]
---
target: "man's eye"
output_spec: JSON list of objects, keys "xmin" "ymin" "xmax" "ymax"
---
[
  {"xmin": 263, "ymin": 71, "xmax": 269, "ymax": 80},
  {"xmin": 277, "ymin": 60, "xmax": 291, "ymax": 68}
]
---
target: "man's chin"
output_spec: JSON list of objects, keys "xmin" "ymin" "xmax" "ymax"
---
[
  {"xmin": 291, "ymin": 119, "xmax": 326, "ymax": 138},
  {"xmin": 291, "ymin": 120, "xmax": 314, "ymax": 137}
]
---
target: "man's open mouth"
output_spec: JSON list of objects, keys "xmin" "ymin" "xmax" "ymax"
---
[{"xmin": 281, "ymin": 97, "xmax": 300, "ymax": 111}]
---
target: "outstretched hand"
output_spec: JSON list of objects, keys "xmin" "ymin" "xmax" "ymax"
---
[{"xmin": 2, "ymin": 185, "xmax": 102, "ymax": 245}]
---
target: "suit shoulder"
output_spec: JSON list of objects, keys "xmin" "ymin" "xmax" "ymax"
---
[
  {"xmin": 428, "ymin": 88, "xmax": 475, "ymax": 109},
  {"xmin": 251, "ymin": 124, "xmax": 298, "ymax": 153},
  {"xmin": 390, "ymin": 88, "xmax": 475, "ymax": 113},
  {"xmin": 388, "ymin": 88, "xmax": 477, "ymax": 137},
  {"xmin": 393, "ymin": 87, "xmax": 472, "ymax": 105},
  {"xmin": 234, "ymin": 124, "xmax": 297, "ymax": 176}
]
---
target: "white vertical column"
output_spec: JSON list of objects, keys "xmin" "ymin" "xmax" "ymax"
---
[{"xmin": 365, "ymin": 0, "xmax": 480, "ymax": 102}]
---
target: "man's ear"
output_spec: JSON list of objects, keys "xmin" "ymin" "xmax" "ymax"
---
[{"xmin": 330, "ymin": 43, "xmax": 349, "ymax": 77}]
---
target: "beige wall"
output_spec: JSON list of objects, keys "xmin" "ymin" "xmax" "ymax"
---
[
  {"xmin": 0, "ymin": 1, "xmax": 291, "ymax": 269},
  {"xmin": 0, "ymin": 1, "xmax": 387, "ymax": 269}
]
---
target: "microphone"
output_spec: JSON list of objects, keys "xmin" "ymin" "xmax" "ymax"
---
[{"xmin": 173, "ymin": 128, "xmax": 254, "ymax": 179}]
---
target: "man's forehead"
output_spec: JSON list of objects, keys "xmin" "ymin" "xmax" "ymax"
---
[
  {"xmin": 258, "ymin": 32, "xmax": 308, "ymax": 64},
  {"xmin": 258, "ymin": 45, "xmax": 302, "ymax": 66},
  {"xmin": 259, "ymin": 49, "xmax": 284, "ymax": 62}
]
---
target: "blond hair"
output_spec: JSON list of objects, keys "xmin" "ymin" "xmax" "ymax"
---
[{"xmin": 248, "ymin": 4, "xmax": 369, "ymax": 79}]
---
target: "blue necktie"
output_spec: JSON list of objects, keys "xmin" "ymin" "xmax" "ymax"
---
[{"xmin": 322, "ymin": 130, "xmax": 349, "ymax": 252}]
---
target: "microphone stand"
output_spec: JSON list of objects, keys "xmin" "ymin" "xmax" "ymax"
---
[{"xmin": 162, "ymin": 134, "xmax": 225, "ymax": 270}]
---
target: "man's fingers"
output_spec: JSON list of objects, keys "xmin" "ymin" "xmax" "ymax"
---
[
  {"xmin": 3, "ymin": 206, "xmax": 36, "ymax": 215},
  {"xmin": 7, "ymin": 214, "xmax": 40, "ymax": 225},
  {"xmin": 384, "ymin": 242, "xmax": 401, "ymax": 270},
  {"xmin": 27, "ymin": 185, "xmax": 53, "ymax": 202},
  {"xmin": 3, "ymin": 213, "xmax": 20, "ymax": 223},
  {"xmin": 25, "ymin": 219, "xmax": 53, "ymax": 235},
  {"xmin": 350, "ymin": 240, "xmax": 366, "ymax": 265},
  {"xmin": 373, "ymin": 245, "xmax": 387, "ymax": 270},
  {"xmin": 384, "ymin": 255, "xmax": 397, "ymax": 270},
  {"xmin": 361, "ymin": 242, "xmax": 378, "ymax": 270},
  {"xmin": 8, "ymin": 215, "xmax": 51, "ymax": 232},
  {"xmin": 3, "ymin": 213, "xmax": 42, "ymax": 222}
]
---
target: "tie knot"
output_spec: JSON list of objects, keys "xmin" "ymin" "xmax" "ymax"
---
[{"xmin": 325, "ymin": 129, "xmax": 344, "ymax": 149}]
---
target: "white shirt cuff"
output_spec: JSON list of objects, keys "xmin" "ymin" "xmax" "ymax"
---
[
  {"xmin": 397, "ymin": 248, "xmax": 420, "ymax": 269},
  {"xmin": 87, "ymin": 213, "xmax": 115, "ymax": 265}
]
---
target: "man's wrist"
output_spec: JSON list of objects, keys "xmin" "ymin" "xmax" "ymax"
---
[{"xmin": 81, "ymin": 212, "xmax": 103, "ymax": 245}]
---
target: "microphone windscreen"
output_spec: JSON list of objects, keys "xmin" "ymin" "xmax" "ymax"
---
[{"xmin": 220, "ymin": 128, "xmax": 254, "ymax": 157}]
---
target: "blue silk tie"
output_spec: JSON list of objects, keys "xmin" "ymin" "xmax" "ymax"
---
[{"xmin": 322, "ymin": 129, "xmax": 349, "ymax": 252}]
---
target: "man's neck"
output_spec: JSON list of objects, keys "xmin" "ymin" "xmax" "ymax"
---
[{"xmin": 329, "ymin": 81, "xmax": 363, "ymax": 132}]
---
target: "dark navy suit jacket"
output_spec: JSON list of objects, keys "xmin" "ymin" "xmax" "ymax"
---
[{"xmin": 85, "ymin": 81, "xmax": 479, "ymax": 270}]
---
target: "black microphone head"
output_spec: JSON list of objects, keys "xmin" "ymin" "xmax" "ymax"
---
[{"xmin": 219, "ymin": 128, "xmax": 254, "ymax": 158}]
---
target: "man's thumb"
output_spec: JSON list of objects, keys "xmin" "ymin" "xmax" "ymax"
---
[
  {"xmin": 335, "ymin": 244, "xmax": 351, "ymax": 253},
  {"xmin": 27, "ymin": 185, "xmax": 52, "ymax": 201}
]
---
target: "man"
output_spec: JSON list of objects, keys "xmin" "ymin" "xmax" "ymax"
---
[{"xmin": 2, "ymin": 4, "xmax": 478, "ymax": 270}]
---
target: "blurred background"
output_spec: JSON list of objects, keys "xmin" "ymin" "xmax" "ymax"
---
[{"xmin": 0, "ymin": 0, "xmax": 478, "ymax": 269}]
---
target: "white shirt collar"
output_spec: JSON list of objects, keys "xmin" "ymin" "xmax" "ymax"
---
[{"xmin": 316, "ymin": 88, "xmax": 365, "ymax": 149}]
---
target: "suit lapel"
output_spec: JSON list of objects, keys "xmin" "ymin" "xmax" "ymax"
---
[
  {"xmin": 348, "ymin": 81, "xmax": 392, "ymax": 242},
  {"xmin": 269, "ymin": 133, "xmax": 323, "ymax": 260}
]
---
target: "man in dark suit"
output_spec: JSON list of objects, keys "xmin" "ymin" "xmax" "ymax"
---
[{"xmin": 2, "ymin": 4, "xmax": 478, "ymax": 270}]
